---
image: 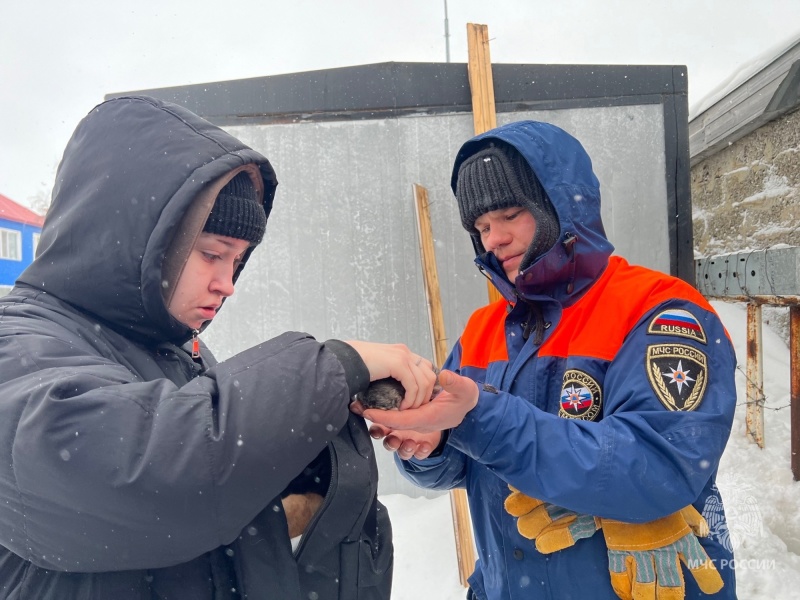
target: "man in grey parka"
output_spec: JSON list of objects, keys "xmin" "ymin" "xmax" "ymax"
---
[{"xmin": 0, "ymin": 96, "xmax": 435, "ymax": 598}]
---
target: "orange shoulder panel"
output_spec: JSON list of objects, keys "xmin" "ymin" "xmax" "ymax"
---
[
  {"xmin": 459, "ymin": 300, "xmax": 510, "ymax": 368},
  {"xmin": 539, "ymin": 256, "xmax": 715, "ymax": 361}
]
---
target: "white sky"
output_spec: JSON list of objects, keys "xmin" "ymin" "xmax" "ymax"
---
[
  {"xmin": 1, "ymin": 0, "xmax": 799, "ymax": 209},
  {"xmin": 386, "ymin": 301, "xmax": 800, "ymax": 599}
]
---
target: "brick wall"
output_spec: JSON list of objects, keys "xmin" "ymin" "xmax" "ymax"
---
[
  {"xmin": 691, "ymin": 108, "xmax": 800, "ymax": 339},
  {"xmin": 691, "ymin": 108, "xmax": 800, "ymax": 257}
]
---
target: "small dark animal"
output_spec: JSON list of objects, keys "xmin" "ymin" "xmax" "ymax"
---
[{"xmin": 356, "ymin": 368, "xmax": 441, "ymax": 410}]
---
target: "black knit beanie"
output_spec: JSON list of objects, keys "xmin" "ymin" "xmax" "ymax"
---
[
  {"xmin": 203, "ymin": 172, "xmax": 266, "ymax": 245},
  {"xmin": 455, "ymin": 141, "xmax": 560, "ymax": 271}
]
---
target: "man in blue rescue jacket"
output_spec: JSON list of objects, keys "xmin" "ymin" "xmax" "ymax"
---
[{"xmin": 364, "ymin": 121, "xmax": 738, "ymax": 600}]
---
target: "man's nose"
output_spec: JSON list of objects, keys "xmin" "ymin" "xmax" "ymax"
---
[
  {"xmin": 485, "ymin": 226, "xmax": 511, "ymax": 251},
  {"xmin": 210, "ymin": 270, "xmax": 235, "ymax": 297}
]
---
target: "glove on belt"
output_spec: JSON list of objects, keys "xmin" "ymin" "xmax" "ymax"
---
[
  {"xmin": 601, "ymin": 506, "xmax": 724, "ymax": 600},
  {"xmin": 504, "ymin": 486, "xmax": 601, "ymax": 553}
]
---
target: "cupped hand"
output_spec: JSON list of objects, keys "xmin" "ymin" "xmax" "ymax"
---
[
  {"xmin": 368, "ymin": 424, "xmax": 443, "ymax": 460},
  {"xmin": 345, "ymin": 341, "xmax": 437, "ymax": 410},
  {"xmin": 363, "ymin": 370, "xmax": 479, "ymax": 432}
]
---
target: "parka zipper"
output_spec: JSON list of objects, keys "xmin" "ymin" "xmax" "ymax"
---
[
  {"xmin": 191, "ymin": 329, "xmax": 200, "ymax": 359},
  {"xmin": 292, "ymin": 443, "xmax": 338, "ymax": 558},
  {"xmin": 563, "ymin": 232, "xmax": 578, "ymax": 294}
]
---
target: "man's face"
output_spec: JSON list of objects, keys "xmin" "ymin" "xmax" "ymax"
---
[
  {"xmin": 474, "ymin": 207, "xmax": 537, "ymax": 280},
  {"xmin": 167, "ymin": 232, "xmax": 250, "ymax": 330}
]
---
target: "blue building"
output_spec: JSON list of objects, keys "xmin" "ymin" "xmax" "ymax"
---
[{"xmin": 0, "ymin": 193, "xmax": 45, "ymax": 296}]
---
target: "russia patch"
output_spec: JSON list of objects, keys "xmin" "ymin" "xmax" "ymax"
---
[
  {"xmin": 647, "ymin": 309, "xmax": 707, "ymax": 344},
  {"xmin": 646, "ymin": 344, "xmax": 708, "ymax": 411},
  {"xmin": 559, "ymin": 370, "xmax": 602, "ymax": 421}
]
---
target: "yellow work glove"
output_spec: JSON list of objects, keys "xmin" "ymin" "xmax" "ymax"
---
[
  {"xmin": 601, "ymin": 506, "xmax": 724, "ymax": 600},
  {"xmin": 504, "ymin": 486, "xmax": 601, "ymax": 553}
]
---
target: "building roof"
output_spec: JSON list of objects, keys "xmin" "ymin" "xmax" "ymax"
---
[
  {"xmin": 109, "ymin": 62, "xmax": 687, "ymax": 126},
  {"xmin": 0, "ymin": 193, "xmax": 45, "ymax": 227},
  {"xmin": 689, "ymin": 34, "xmax": 800, "ymax": 165}
]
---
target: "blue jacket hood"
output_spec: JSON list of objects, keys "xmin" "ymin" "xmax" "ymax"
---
[{"xmin": 451, "ymin": 121, "xmax": 615, "ymax": 306}]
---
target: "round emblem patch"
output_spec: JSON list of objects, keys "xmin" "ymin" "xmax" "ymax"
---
[{"xmin": 559, "ymin": 369, "xmax": 602, "ymax": 420}]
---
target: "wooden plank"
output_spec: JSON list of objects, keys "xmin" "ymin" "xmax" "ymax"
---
[
  {"xmin": 467, "ymin": 21, "xmax": 502, "ymax": 307},
  {"xmin": 413, "ymin": 183, "xmax": 477, "ymax": 587},
  {"xmin": 413, "ymin": 184, "xmax": 450, "ymax": 366},
  {"xmin": 424, "ymin": 21, "xmax": 509, "ymax": 587},
  {"xmin": 466, "ymin": 23, "xmax": 497, "ymax": 134},
  {"xmin": 449, "ymin": 485, "xmax": 474, "ymax": 586},
  {"xmin": 745, "ymin": 302, "xmax": 765, "ymax": 448},
  {"xmin": 791, "ymin": 306, "xmax": 800, "ymax": 480}
]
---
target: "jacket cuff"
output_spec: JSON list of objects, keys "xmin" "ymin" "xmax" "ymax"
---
[
  {"xmin": 322, "ymin": 339, "xmax": 371, "ymax": 398},
  {"xmin": 427, "ymin": 429, "xmax": 451, "ymax": 458}
]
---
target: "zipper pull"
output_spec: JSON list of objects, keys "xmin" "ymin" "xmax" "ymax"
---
[{"xmin": 191, "ymin": 329, "xmax": 200, "ymax": 359}]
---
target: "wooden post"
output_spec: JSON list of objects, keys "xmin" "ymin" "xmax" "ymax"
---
[
  {"xmin": 414, "ymin": 184, "xmax": 449, "ymax": 365},
  {"xmin": 745, "ymin": 302, "xmax": 765, "ymax": 448},
  {"xmin": 413, "ymin": 183, "xmax": 477, "ymax": 587},
  {"xmin": 696, "ymin": 249, "xmax": 800, "ymax": 474},
  {"xmin": 448, "ymin": 488, "xmax": 475, "ymax": 587},
  {"xmin": 791, "ymin": 305, "xmax": 800, "ymax": 480},
  {"xmin": 466, "ymin": 22, "xmax": 503, "ymax": 306},
  {"xmin": 466, "ymin": 23, "xmax": 497, "ymax": 136},
  {"xmin": 413, "ymin": 23, "xmax": 509, "ymax": 586},
  {"xmin": 400, "ymin": 22, "xmax": 500, "ymax": 588}
]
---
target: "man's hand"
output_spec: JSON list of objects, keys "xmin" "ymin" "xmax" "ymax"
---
[
  {"xmin": 345, "ymin": 341, "xmax": 437, "ymax": 410},
  {"xmin": 362, "ymin": 370, "xmax": 479, "ymax": 432},
  {"xmin": 505, "ymin": 487, "xmax": 602, "ymax": 553},
  {"xmin": 601, "ymin": 506, "xmax": 724, "ymax": 600},
  {"xmin": 368, "ymin": 424, "xmax": 443, "ymax": 460}
]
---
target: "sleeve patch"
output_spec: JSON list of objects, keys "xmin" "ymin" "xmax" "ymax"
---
[
  {"xmin": 559, "ymin": 369, "xmax": 602, "ymax": 421},
  {"xmin": 647, "ymin": 309, "xmax": 707, "ymax": 344},
  {"xmin": 646, "ymin": 344, "xmax": 708, "ymax": 411}
]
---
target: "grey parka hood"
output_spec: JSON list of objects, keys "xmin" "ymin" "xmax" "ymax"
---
[{"xmin": 18, "ymin": 95, "xmax": 278, "ymax": 346}]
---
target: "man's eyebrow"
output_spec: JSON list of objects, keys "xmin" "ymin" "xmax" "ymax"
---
[
  {"xmin": 223, "ymin": 239, "xmax": 249, "ymax": 259},
  {"xmin": 210, "ymin": 238, "xmax": 243, "ymax": 251},
  {"xmin": 201, "ymin": 235, "xmax": 249, "ymax": 255}
]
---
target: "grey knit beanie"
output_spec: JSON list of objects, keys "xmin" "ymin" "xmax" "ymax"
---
[
  {"xmin": 455, "ymin": 142, "xmax": 560, "ymax": 271},
  {"xmin": 203, "ymin": 172, "xmax": 266, "ymax": 245}
]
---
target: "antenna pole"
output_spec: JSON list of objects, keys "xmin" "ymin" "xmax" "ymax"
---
[{"xmin": 444, "ymin": 0, "xmax": 451, "ymax": 62}]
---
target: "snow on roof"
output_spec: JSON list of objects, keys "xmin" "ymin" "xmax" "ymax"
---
[
  {"xmin": 689, "ymin": 29, "xmax": 800, "ymax": 119},
  {"xmin": 688, "ymin": 30, "xmax": 800, "ymax": 164},
  {"xmin": 0, "ymin": 193, "xmax": 45, "ymax": 227}
]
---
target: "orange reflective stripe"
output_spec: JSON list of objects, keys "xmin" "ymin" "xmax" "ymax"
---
[
  {"xmin": 459, "ymin": 300, "xmax": 510, "ymax": 368},
  {"xmin": 540, "ymin": 256, "xmax": 717, "ymax": 361},
  {"xmin": 457, "ymin": 256, "xmax": 723, "ymax": 367}
]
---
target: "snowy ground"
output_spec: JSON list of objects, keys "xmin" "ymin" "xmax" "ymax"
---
[{"xmin": 382, "ymin": 301, "xmax": 800, "ymax": 599}]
